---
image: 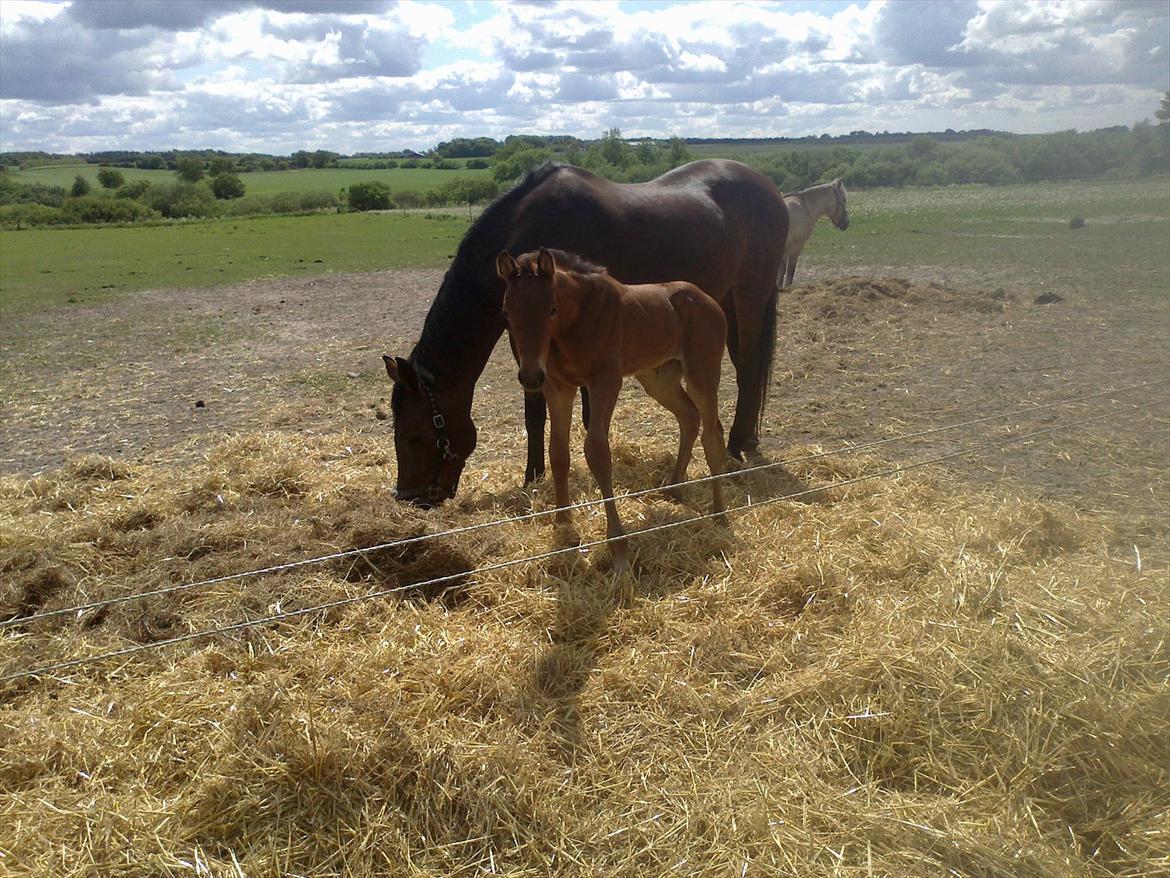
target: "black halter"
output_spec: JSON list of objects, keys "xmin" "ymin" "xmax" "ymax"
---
[{"xmin": 397, "ymin": 363, "xmax": 461, "ymax": 505}]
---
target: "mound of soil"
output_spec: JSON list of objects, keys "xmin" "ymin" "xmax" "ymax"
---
[{"xmin": 787, "ymin": 275, "xmax": 1007, "ymax": 322}]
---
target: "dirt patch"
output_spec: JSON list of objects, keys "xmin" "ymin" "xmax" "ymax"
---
[{"xmin": 1, "ymin": 267, "xmax": 1166, "ymax": 523}]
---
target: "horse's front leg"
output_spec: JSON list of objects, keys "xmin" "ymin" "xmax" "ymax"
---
[
  {"xmin": 523, "ymin": 391, "xmax": 546, "ymax": 484},
  {"xmin": 544, "ymin": 383, "xmax": 576, "ymax": 523},
  {"xmin": 582, "ymin": 376, "xmax": 627, "ymax": 571}
]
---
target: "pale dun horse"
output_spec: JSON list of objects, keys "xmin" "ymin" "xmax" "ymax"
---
[
  {"xmin": 498, "ymin": 247, "xmax": 728, "ymax": 573},
  {"xmin": 780, "ymin": 179, "xmax": 850, "ymax": 288}
]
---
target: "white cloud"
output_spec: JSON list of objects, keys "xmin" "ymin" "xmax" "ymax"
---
[{"xmin": 0, "ymin": 0, "xmax": 1167, "ymax": 153}]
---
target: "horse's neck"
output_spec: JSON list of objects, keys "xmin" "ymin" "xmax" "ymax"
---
[
  {"xmin": 412, "ymin": 259, "xmax": 505, "ymax": 390},
  {"xmin": 801, "ymin": 185, "xmax": 836, "ymax": 220}
]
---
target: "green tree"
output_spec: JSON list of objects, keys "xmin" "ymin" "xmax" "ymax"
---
[
  {"xmin": 1156, "ymin": 91, "xmax": 1170, "ymax": 123},
  {"xmin": 70, "ymin": 174, "xmax": 91, "ymax": 197},
  {"xmin": 347, "ymin": 181, "xmax": 395, "ymax": 211},
  {"xmin": 209, "ymin": 173, "xmax": 246, "ymax": 199},
  {"xmin": 97, "ymin": 167, "xmax": 125, "ymax": 189},
  {"xmin": 175, "ymin": 155, "xmax": 205, "ymax": 182},
  {"xmin": 600, "ymin": 128, "xmax": 629, "ymax": 168},
  {"xmin": 208, "ymin": 156, "xmax": 236, "ymax": 176},
  {"xmin": 668, "ymin": 136, "xmax": 690, "ymax": 167}
]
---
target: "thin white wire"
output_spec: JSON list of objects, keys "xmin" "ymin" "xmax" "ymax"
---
[
  {"xmin": 0, "ymin": 379, "xmax": 1159, "ymax": 630},
  {"xmin": 0, "ymin": 408, "xmax": 1127, "ymax": 684}
]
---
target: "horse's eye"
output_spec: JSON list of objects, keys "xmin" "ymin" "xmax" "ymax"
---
[{"xmin": 550, "ymin": 305, "xmax": 558, "ymax": 316}]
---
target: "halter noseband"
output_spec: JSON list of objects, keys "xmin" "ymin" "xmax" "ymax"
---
[{"xmin": 397, "ymin": 362, "xmax": 461, "ymax": 505}]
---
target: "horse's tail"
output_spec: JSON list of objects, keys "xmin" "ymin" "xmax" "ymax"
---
[{"xmin": 754, "ymin": 283, "xmax": 780, "ymax": 436}]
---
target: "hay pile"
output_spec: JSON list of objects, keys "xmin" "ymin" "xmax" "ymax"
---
[{"xmin": 1, "ymin": 428, "xmax": 1167, "ymax": 877}]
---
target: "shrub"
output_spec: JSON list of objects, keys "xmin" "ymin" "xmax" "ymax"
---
[
  {"xmin": 491, "ymin": 147, "xmax": 553, "ymax": 182},
  {"xmin": 393, "ymin": 189, "xmax": 423, "ymax": 209},
  {"xmin": 97, "ymin": 167, "xmax": 125, "ymax": 189},
  {"xmin": 175, "ymin": 155, "xmax": 205, "ymax": 183},
  {"xmin": 223, "ymin": 194, "xmax": 276, "ymax": 216},
  {"xmin": 1070, "ymin": 216, "xmax": 1086, "ymax": 229},
  {"xmin": 465, "ymin": 158, "xmax": 490, "ymax": 169},
  {"xmin": 400, "ymin": 159, "xmax": 420, "ymax": 169},
  {"xmin": 0, "ymin": 203, "xmax": 64, "ymax": 227},
  {"xmin": 299, "ymin": 190, "xmax": 339, "ymax": 211},
  {"xmin": 0, "ymin": 178, "xmax": 67, "ymax": 207},
  {"xmin": 209, "ymin": 173, "xmax": 246, "ymax": 199},
  {"xmin": 70, "ymin": 175, "xmax": 91, "ymax": 197},
  {"xmin": 60, "ymin": 195, "xmax": 161, "ymax": 224},
  {"xmin": 144, "ymin": 181, "xmax": 219, "ymax": 218},
  {"xmin": 270, "ymin": 191, "xmax": 303, "ymax": 213},
  {"xmin": 347, "ymin": 180, "xmax": 395, "ymax": 211},
  {"xmin": 424, "ymin": 178, "xmax": 500, "ymax": 207},
  {"xmin": 115, "ymin": 179, "xmax": 152, "ymax": 200}
]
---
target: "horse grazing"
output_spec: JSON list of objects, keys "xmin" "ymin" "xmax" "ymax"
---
[
  {"xmin": 498, "ymin": 247, "xmax": 727, "ymax": 571},
  {"xmin": 780, "ymin": 179, "xmax": 849, "ymax": 288},
  {"xmin": 382, "ymin": 159, "xmax": 787, "ymax": 507}
]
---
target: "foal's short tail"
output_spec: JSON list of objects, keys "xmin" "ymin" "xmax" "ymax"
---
[{"xmin": 755, "ymin": 284, "xmax": 780, "ymax": 437}]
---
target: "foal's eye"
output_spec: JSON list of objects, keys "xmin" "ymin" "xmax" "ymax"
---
[{"xmin": 550, "ymin": 305, "xmax": 558, "ymax": 316}]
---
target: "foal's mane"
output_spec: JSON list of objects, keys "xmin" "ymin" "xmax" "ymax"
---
[{"xmin": 515, "ymin": 248, "xmax": 608, "ymax": 278}]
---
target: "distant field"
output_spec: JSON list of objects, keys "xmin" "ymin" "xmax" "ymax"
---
[
  {"xmin": 12, "ymin": 164, "xmax": 490, "ymax": 195},
  {"xmin": 0, "ymin": 211, "xmax": 467, "ymax": 314},
  {"xmin": 2, "ymin": 177, "xmax": 1166, "ymax": 317}
]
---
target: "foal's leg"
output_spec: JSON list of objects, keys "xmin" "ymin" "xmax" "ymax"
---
[
  {"xmin": 544, "ymin": 383, "xmax": 576, "ymax": 524},
  {"xmin": 635, "ymin": 362, "xmax": 700, "ymax": 499},
  {"xmin": 581, "ymin": 376, "xmax": 627, "ymax": 570}
]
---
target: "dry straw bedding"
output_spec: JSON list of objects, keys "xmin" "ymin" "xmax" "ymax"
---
[
  {"xmin": 1, "ymin": 427, "xmax": 1167, "ymax": 878},
  {"xmin": 1, "ymin": 275, "xmax": 1168, "ymax": 876}
]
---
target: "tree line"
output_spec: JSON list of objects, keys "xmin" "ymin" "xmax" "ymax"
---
[{"xmin": 3, "ymin": 109, "xmax": 1167, "ymax": 228}]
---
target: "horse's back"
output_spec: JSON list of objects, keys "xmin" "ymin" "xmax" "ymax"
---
[{"xmin": 509, "ymin": 161, "xmax": 786, "ymax": 297}]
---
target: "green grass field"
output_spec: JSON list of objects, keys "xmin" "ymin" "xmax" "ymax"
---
[
  {"xmin": 2, "ymin": 177, "xmax": 1166, "ymax": 317},
  {"xmin": 11, "ymin": 164, "xmax": 490, "ymax": 196},
  {"xmin": 0, "ymin": 212, "xmax": 467, "ymax": 314}
]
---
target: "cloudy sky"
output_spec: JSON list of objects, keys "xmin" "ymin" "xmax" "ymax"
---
[{"xmin": 1, "ymin": 0, "xmax": 1167, "ymax": 154}]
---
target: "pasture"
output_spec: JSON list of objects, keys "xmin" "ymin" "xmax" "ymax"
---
[
  {"xmin": 10, "ymin": 163, "xmax": 490, "ymax": 196},
  {"xmin": 1, "ymin": 177, "xmax": 1168, "ymax": 876}
]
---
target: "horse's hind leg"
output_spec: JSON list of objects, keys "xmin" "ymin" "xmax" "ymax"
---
[{"xmin": 636, "ymin": 362, "xmax": 700, "ymax": 499}]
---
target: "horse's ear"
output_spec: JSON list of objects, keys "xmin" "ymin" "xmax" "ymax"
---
[
  {"xmin": 496, "ymin": 251, "xmax": 517, "ymax": 279},
  {"xmin": 537, "ymin": 248, "xmax": 556, "ymax": 277},
  {"xmin": 383, "ymin": 355, "xmax": 418, "ymax": 390}
]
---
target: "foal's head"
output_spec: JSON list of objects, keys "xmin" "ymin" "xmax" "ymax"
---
[{"xmin": 497, "ymin": 247, "xmax": 560, "ymax": 392}]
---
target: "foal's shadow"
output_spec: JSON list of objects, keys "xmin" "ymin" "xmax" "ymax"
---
[
  {"xmin": 725, "ymin": 447, "xmax": 828, "ymax": 507},
  {"xmin": 522, "ymin": 506, "xmax": 734, "ymax": 756}
]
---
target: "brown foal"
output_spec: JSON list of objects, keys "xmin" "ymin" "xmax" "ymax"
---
[{"xmin": 498, "ymin": 247, "xmax": 728, "ymax": 571}]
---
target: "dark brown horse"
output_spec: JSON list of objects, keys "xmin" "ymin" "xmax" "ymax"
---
[
  {"xmin": 382, "ymin": 159, "xmax": 788, "ymax": 506},
  {"xmin": 499, "ymin": 247, "xmax": 727, "ymax": 570}
]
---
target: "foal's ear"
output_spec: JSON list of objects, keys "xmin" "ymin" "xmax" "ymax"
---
[
  {"xmin": 382, "ymin": 355, "xmax": 418, "ymax": 390},
  {"xmin": 496, "ymin": 250, "xmax": 518, "ymax": 279},
  {"xmin": 536, "ymin": 247, "xmax": 556, "ymax": 277}
]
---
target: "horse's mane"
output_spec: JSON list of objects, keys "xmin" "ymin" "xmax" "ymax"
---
[
  {"xmin": 411, "ymin": 163, "xmax": 566, "ymax": 375},
  {"xmin": 515, "ymin": 248, "xmax": 607, "ymax": 278},
  {"xmin": 790, "ymin": 179, "xmax": 842, "ymax": 197}
]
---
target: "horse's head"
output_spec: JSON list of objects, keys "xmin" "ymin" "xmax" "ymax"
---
[
  {"xmin": 381, "ymin": 355, "xmax": 476, "ymax": 507},
  {"xmin": 832, "ymin": 179, "xmax": 850, "ymax": 231},
  {"xmin": 498, "ymin": 248, "xmax": 563, "ymax": 392}
]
